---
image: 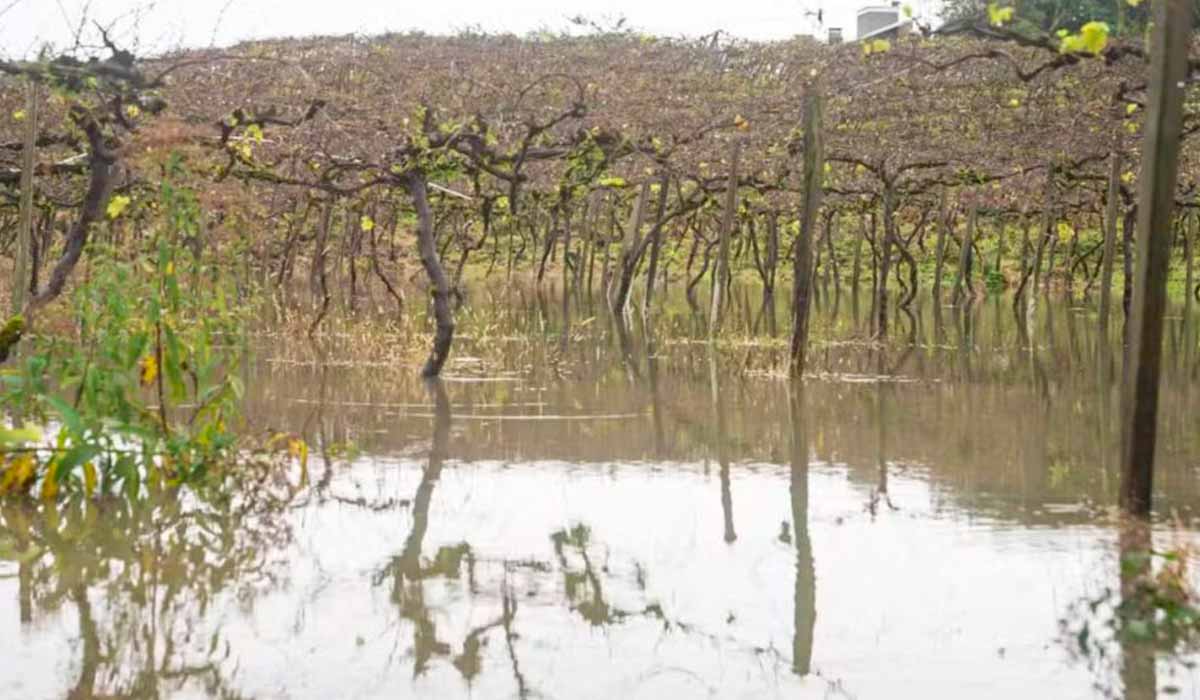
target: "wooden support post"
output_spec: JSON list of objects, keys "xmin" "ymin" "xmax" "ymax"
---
[
  {"xmin": 952, "ymin": 205, "xmax": 976, "ymax": 304},
  {"xmin": 1099, "ymin": 152, "xmax": 1121, "ymax": 340},
  {"xmin": 790, "ymin": 86, "xmax": 823, "ymax": 376},
  {"xmin": 1119, "ymin": 0, "xmax": 1190, "ymax": 517},
  {"xmin": 13, "ymin": 81, "xmax": 37, "ymax": 315},
  {"xmin": 709, "ymin": 140, "xmax": 740, "ymax": 337}
]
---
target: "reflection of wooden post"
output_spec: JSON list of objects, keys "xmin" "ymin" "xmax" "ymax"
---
[
  {"xmin": 708, "ymin": 345, "xmax": 736, "ymax": 543},
  {"xmin": 710, "ymin": 141, "xmax": 740, "ymax": 336},
  {"xmin": 1118, "ymin": 520, "xmax": 1157, "ymax": 699},
  {"xmin": 1120, "ymin": 0, "xmax": 1190, "ymax": 517},
  {"xmin": 787, "ymin": 382, "xmax": 814, "ymax": 676},
  {"xmin": 14, "ymin": 82, "xmax": 37, "ymax": 314},
  {"xmin": 1099, "ymin": 153, "xmax": 1121, "ymax": 341},
  {"xmin": 790, "ymin": 86, "xmax": 823, "ymax": 375}
]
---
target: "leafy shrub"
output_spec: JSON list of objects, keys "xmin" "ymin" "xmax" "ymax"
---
[{"xmin": 0, "ymin": 156, "xmax": 249, "ymax": 499}]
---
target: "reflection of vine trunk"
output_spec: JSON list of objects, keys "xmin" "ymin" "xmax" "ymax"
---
[
  {"xmin": 399, "ymin": 379, "xmax": 452, "ymax": 577},
  {"xmin": 408, "ymin": 173, "xmax": 456, "ymax": 378},
  {"xmin": 68, "ymin": 584, "xmax": 99, "ymax": 700}
]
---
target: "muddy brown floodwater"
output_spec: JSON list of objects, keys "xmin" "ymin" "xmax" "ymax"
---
[{"xmin": 4, "ymin": 288, "xmax": 1200, "ymax": 699}]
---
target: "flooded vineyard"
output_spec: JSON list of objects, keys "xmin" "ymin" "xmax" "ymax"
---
[{"xmin": 3, "ymin": 289, "xmax": 1199, "ymax": 700}]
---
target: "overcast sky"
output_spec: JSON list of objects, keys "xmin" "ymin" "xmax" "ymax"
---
[{"xmin": 0, "ymin": 0, "xmax": 942, "ymax": 58}]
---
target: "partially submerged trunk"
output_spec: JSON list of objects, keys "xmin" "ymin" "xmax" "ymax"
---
[
  {"xmin": 4, "ymin": 110, "xmax": 119, "ymax": 363},
  {"xmin": 408, "ymin": 172, "xmax": 455, "ymax": 378},
  {"xmin": 642, "ymin": 174, "xmax": 670, "ymax": 315},
  {"xmin": 611, "ymin": 182, "xmax": 650, "ymax": 314}
]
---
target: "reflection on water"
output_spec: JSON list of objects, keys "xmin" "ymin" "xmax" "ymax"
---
[{"xmin": 4, "ymin": 289, "xmax": 1200, "ymax": 699}]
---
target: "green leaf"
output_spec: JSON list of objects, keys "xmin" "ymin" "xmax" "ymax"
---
[
  {"xmin": 54, "ymin": 443, "xmax": 100, "ymax": 482},
  {"xmin": 46, "ymin": 396, "xmax": 83, "ymax": 436},
  {"xmin": 0, "ymin": 424, "xmax": 42, "ymax": 447}
]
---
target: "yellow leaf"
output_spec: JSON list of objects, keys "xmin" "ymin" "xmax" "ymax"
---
[
  {"xmin": 288, "ymin": 437, "xmax": 310, "ymax": 487},
  {"xmin": 288, "ymin": 438, "xmax": 309, "ymax": 471},
  {"xmin": 83, "ymin": 462, "xmax": 97, "ymax": 497},
  {"xmin": 106, "ymin": 195, "xmax": 131, "ymax": 220},
  {"xmin": 140, "ymin": 355, "xmax": 158, "ymax": 386},
  {"xmin": 11, "ymin": 109, "xmax": 26, "ymax": 122},
  {"xmin": 863, "ymin": 38, "xmax": 891, "ymax": 56},
  {"xmin": 1061, "ymin": 22, "xmax": 1109, "ymax": 55},
  {"xmin": 1078, "ymin": 21, "xmax": 1109, "ymax": 54},
  {"xmin": 40, "ymin": 462, "xmax": 58, "ymax": 501},
  {"xmin": 987, "ymin": 3, "xmax": 1014, "ymax": 27},
  {"xmin": 0, "ymin": 454, "xmax": 37, "ymax": 496},
  {"xmin": 360, "ymin": 215, "xmax": 375, "ymax": 232}
]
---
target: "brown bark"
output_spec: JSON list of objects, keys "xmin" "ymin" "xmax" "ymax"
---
[
  {"xmin": 791, "ymin": 88, "xmax": 823, "ymax": 375},
  {"xmin": 408, "ymin": 173, "xmax": 456, "ymax": 378},
  {"xmin": 1120, "ymin": 0, "xmax": 1190, "ymax": 517}
]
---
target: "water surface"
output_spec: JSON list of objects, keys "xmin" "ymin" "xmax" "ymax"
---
[{"xmin": 4, "ymin": 289, "xmax": 1200, "ymax": 699}]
